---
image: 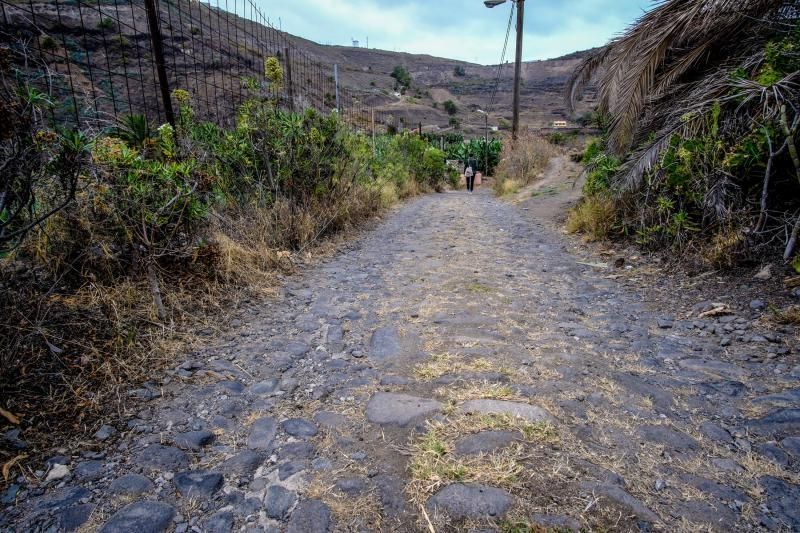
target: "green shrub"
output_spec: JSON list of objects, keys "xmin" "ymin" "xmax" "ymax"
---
[
  {"xmin": 390, "ymin": 65, "xmax": 411, "ymax": 89},
  {"xmin": 97, "ymin": 17, "xmax": 116, "ymax": 30},
  {"xmin": 443, "ymin": 100, "xmax": 458, "ymax": 115},
  {"xmin": 583, "ymin": 153, "xmax": 620, "ymax": 195}
]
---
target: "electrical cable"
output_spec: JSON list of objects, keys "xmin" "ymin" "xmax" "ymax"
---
[{"xmin": 488, "ymin": 1, "xmax": 515, "ymax": 113}]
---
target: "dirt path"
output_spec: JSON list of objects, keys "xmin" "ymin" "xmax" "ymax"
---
[{"xmin": 3, "ymin": 180, "xmax": 800, "ymax": 532}]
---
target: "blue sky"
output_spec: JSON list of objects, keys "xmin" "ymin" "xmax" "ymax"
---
[{"xmin": 253, "ymin": 0, "xmax": 653, "ymax": 64}]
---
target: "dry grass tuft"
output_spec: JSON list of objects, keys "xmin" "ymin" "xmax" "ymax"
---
[
  {"xmin": 413, "ymin": 353, "xmax": 502, "ymax": 381},
  {"xmin": 566, "ymin": 194, "xmax": 616, "ymax": 240},
  {"xmin": 406, "ymin": 413, "xmax": 558, "ymax": 505},
  {"xmin": 494, "ymin": 178, "xmax": 523, "ymax": 197},
  {"xmin": 305, "ymin": 476, "xmax": 384, "ymax": 531},
  {"xmin": 435, "ymin": 382, "xmax": 520, "ymax": 403},
  {"xmin": 771, "ymin": 305, "xmax": 800, "ymax": 325},
  {"xmin": 465, "ymin": 282, "xmax": 495, "ymax": 294}
]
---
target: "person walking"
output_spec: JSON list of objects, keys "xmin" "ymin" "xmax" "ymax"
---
[{"xmin": 464, "ymin": 162, "xmax": 475, "ymax": 192}]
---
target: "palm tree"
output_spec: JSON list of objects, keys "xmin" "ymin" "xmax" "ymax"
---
[{"xmin": 567, "ymin": 0, "xmax": 800, "ymax": 258}]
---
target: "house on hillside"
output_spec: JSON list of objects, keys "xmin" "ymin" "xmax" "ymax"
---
[{"xmin": 552, "ymin": 120, "xmax": 568, "ymax": 128}]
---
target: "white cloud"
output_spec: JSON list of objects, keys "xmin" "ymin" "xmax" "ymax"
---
[{"xmin": 255, "ymin": 0, "xmax": 652, "ymax": 64}]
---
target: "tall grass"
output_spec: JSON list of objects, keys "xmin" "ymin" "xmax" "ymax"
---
[{"xmin": 493, "ymin": 133, "xmax": 560, "ymax": 196}]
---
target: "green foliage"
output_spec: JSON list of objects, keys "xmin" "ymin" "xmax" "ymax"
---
[
  {"xmin": 0, "ymin": 80, "xmax": 89, "ymax": 253},
  {"xmin": 91, "ymin": 136, "xmax": 208, "ymax": 262},
  {"xmin": 453, "ymin": 65, "xmax": 466, "ymax": 77},
  {"xmin": 581, "ymin": 139, "xmax": 620, "ymax": 195},
  {"xmin": 443, "ymin": 100, "xmax": 458, "ymax": 116},
  {"xmin": 97, "ymin": 17, "xmax": 116, "ymax": 30},
  {"xmin": 40, "ymin": 35, "xmax": 58, "ymax": 51},
  {"xmin": 446, "ymin": 166, "xmax": 461, "ymax": 189},
  {"xmin": 757, "ymin": 28, "xmax": 800, "ymax": 86},
  {"xmin": 443, "ymin": 138, "xmax": 502, "ymax": 174},
  {"xmin": 581, "ymin": 138, "xmax": 603, "ymax": 164},
  {"xmin": 373, "ymin": 133, "xmax": 447, "ymax": 190},
  {"xmin": 548, "ymin": 131, "xmax": 580, "ymax": 146},
  {"xmin": 264, "ymin": 56, "xmax": 283, "ymax": 90},
  {"xmin": 390, "ymin": 65, "xmax": 411, "ymax": 89},
  {"xmin": 114, "ymin": 114, "xmax": 151, "ymax": 149}
]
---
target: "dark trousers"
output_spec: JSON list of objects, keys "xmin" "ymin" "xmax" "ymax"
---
[{"xmin": 466, "ymin": 175, "xmax": 475, "ymax": 191}]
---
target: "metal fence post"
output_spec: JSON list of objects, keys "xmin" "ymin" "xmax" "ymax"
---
[
  {"xmin": 284, "ymin": 47, "xmax": 294, "ymax": 111},
  {"xmin": 144, "ymin": 0, "xmax": 175, "ymax": 126},
  {"xmin": 334, "ymin": 63, "xmax": 340, "ymax": 112}
]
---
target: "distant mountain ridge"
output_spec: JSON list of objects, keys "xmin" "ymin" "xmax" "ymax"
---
[{"xmin": 283, "ymin": 33, "xmax": 598, "ymax": 135}]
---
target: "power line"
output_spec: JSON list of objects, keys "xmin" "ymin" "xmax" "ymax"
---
[{"xmin": 488, "ymin": 1, "xmax": 515, "ymax": 113}]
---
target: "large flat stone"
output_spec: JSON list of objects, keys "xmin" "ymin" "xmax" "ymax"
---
[
  {"xmin": 637, "ymin": 424, "xmax": 698, "ymax": 452},
  {"xmin": 426, "ymin": 483, "xmax": 512, "ymax": 520},
  {"xmin": 173, "ymin": 430, "xmax": 215, "ymax": 451},
  {"xmin": 749, "ymin": 409, "xmax": 800, "ymax": 435},
  {"xmin": 265, "ymin": 485, "xmax": 297, "ymax": 520},
  {"xmin": 758, "ymin": 476, "xmax": 800, "ymax": 530},
  {"xmin": 366, "ymin": 393, "xmax": 442, "ymax": 427},
  {"xmin": 218, "ymin": 450, "xmax": 263, "ymax": 477},
  {"xmin": 248, "ymin": 417, "xmax": 278, "ymax": 450},
  {"xmin": 286, "ymin": 499, "xmax": 331, "ymax": 532},
  {"xmin": 99, "ymin": 501, "xmax": 175, "ymax": 533},
  {"xmin": 457, "ymin": 400, "xmax": 555, "ymax": 423},
  {"xmin": 370, "ymin": 326, "xmax": 402, "ymax": 360},
  {"xmin": 174, "ymin": 470, "xmax": 223, "ymax": 499},
  {"xmin": 613, "ymin": 373, "xmax": 674, "ymax": 411},
  {"xmin": 109, "ymin": 474, "xmax": 154, "ymax": 496},
  {"xmin": 580, "ymin": 482, "xmax": 660, "ymax": 524},
  {"xmin": 677, "ymin": 358, "xmax": 746, "ymax": 380},
  {"xmin": 454, "ymin": 431, "xmax": 520, "ymax": 455},
  {"xmin": 282, "ymin": 418, "xmax": 318, "ymax": 438},
  {"xmin": 32, "ymin": 486, "xmax": 91, "ymax": 511},
  {"xmin": 134, "ymin": 445, "xmax": 190, "ymax": 472}
]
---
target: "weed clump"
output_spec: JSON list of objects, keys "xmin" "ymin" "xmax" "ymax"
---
[{"xmin": 566, "ymin": 194, "xmax": 616, "ymax": 241}]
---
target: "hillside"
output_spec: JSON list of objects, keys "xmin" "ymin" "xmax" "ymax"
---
[
  {"xmin": 289, "ymin": 34, "xmax": 598, "ymax": 135},
  {"xmin": 1, "ymin": 0, "xmax": 594, "ymax": 136}
]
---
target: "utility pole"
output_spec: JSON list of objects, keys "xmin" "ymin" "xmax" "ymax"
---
[
  {"xmin": 512, "ymin": 0, "xmax": 524, "ymax": 141},
  {"xmin": 484, "ymin": 113, "xmax": 489, "ymax": 174}
]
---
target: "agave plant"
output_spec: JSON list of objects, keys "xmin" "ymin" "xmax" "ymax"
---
[{"xmin": 115, "ymin": 114, "xmax": 151, "ymax": 149}]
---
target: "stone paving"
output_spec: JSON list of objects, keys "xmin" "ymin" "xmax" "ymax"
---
[{"xmin": 2, "ymin": 189, "xmax": 800, "ymax": 532}]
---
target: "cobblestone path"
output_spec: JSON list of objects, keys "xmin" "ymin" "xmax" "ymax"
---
[{"xmin": 4, "ymin": 189, "xmax": 800, "ymax": 532}]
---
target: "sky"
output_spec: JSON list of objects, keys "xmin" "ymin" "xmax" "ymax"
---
[{"xmin": 253, "ymin": 0, "xmax": 653, "ymax": 65}]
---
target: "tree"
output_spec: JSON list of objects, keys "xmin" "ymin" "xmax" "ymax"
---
[
  {"xmin": 454, "ymin": 65, "xmax": 466, "ymax": 77},
  {"xmin": 566, "ymin": 0, "xmax": 800, "ymax": 260},
  {"xmin": 443, "ymin": 100, "xmax": 458, "ymax": 116},
  {"xmin": 390, "ymin": 66, "xmax": 411, "ymax": 89}
]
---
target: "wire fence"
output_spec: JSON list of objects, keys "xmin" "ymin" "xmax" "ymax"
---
[{"xmin": 0, "ymin": 0, "xmax": 396, "ymax": 133}]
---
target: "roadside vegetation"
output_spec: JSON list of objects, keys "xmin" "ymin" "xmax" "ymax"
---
[
  {"xmin": 0, "ymin": 57, "xmax": 447, "ymax": 456},
  {"xmin": 566, "ymin": 0, "xmax": 800, "ymax": 268},
  {"xmin": 492, "ymin": 133, "xmax": 560, "ymax": 196}
]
